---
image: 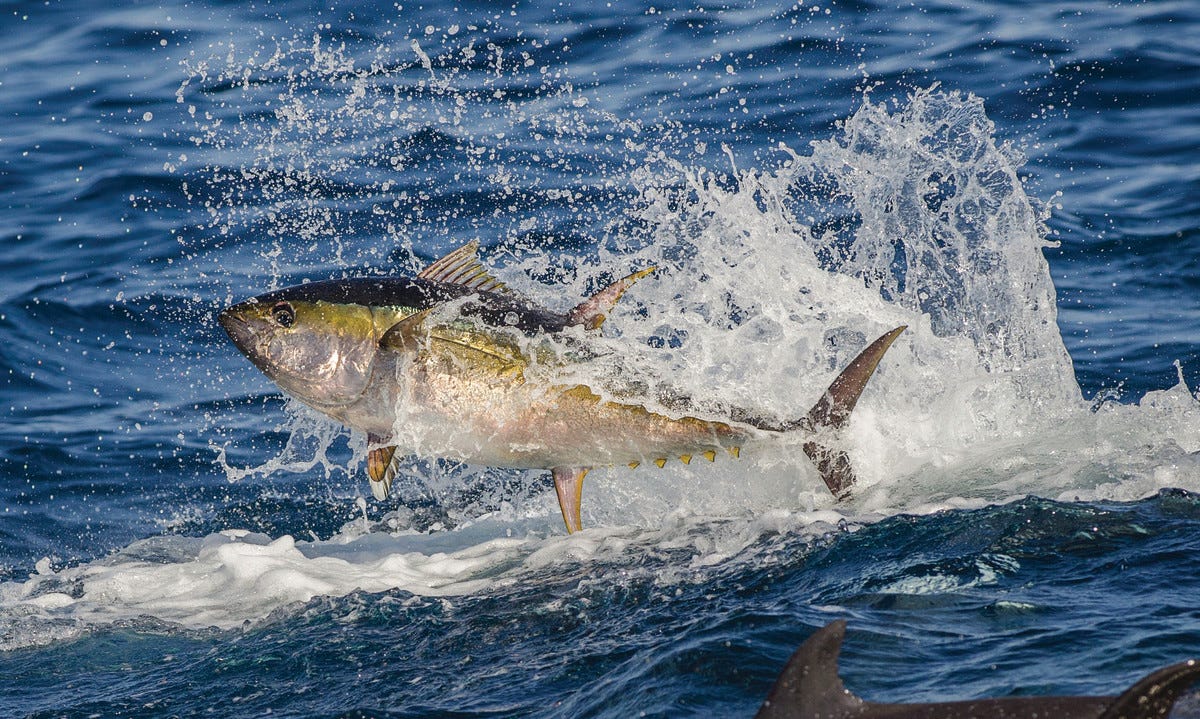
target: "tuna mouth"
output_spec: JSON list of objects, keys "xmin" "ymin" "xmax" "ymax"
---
[
  {"xmin": 218, "ymin": 306, "xmax": 257, "ymax": 356},
  {"xmin": 218, "ymin": 304, "xmax": 282, "ymax": 381},
  {"xmin": 217, "ymin": 306, "xmax": 243, "ymax": 338}
]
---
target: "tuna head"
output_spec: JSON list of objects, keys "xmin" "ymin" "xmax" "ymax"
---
[{"xmin": 218, "ymin": 293, "xmax": 379, "ymax": 409}]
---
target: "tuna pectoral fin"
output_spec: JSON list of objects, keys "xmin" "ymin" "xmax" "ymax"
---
[
  {"xmin": 552, "ymin": 467, "xmax": 589, "ymax": 533},
  {"xmin": 804, "ymin": 326, "xmax": 907, "ymax": 499},
  {"xmin": 567, "ymin": 267, "xmax": 655, "ymax": 330},
  {"xmin": 367, "ymin": 434, "xmax": 399, "ymax": 501},
  {"xmin": 378, "ymin": 308, "xmax": 432, "ymax": 352}
]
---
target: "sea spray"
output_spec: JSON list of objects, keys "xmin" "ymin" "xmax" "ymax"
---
[
  {"xmin": 182, "ymin": 35, "xmax": 1198, "ymax": 521},
  {"xmin": 17, "ymin": 29, "xmax": 1180, "ymax": 651}
]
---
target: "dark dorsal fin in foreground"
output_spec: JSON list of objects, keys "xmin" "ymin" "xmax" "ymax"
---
[
  {"xmin": 755, "ymin": 620, "xmax": 864, "ymax": 719},
  {"xmin": 802, "ymin": 325, "xmax": 907, "ymax": 499},
  {"xmin": 1099, "ymin": 658, "xmax": 1200, "ymax": 719},
  {"xmin": 756, "ymin": 621, "xmax": 1200, "ymax": 719}
]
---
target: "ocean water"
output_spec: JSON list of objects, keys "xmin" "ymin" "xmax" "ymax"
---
[{"xmin": 1, "ymin": 0, "xmax": 1198, "ymax": 717}]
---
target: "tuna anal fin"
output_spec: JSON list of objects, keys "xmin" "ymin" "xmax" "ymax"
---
[
  {"xmin": 755, "ymin": 620, "xmax": 865, "ymax": 719},
  {"xmin": 367, "ymin": 433, "xmax": 399, "ymax": 501},
  {"xmin": 552, "ymin": 467, "xmax": 588, "ymax": 533},
  {"xmin": 805, "ymin": 326, "xmax": 906, "ymax": 499},
  {"xmin": 567, "ymin": 267, "xmax": 655, "ymax": 330}
]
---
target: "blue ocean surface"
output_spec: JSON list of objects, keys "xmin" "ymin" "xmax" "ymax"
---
[{"xmin": 1, "ymin": 0, "xmax": 1198, "ymax": 717}]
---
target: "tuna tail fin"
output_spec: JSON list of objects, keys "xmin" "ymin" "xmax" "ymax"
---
[
  {"xmin": 1098, "ymin": 658, "xmax": 1200, "ymax": 719},
  {"xmin": 755, "ymin": 620, "xmax": 866, "ymax": 719},
  {"xmin": 802, "ymin": 326, "xmax": 907, "ymax": 499}
]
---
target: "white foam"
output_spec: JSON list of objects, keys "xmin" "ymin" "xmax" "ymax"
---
[{"xmin": 0, "ymin": 509, "xmax": 854, "ymax": 650}]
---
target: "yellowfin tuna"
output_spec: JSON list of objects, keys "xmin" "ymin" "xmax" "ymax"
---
[{"xmin": 219, "ymin": 242, "xmax": 905, "ymax": 533}]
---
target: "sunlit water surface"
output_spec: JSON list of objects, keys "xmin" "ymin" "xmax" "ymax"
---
[{"xmin": 1, "ymin": 1, "xmax": 1198, "ymax": 717}]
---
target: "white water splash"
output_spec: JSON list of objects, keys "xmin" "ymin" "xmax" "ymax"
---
[
  {"xmin": 0, "ymin": 510, "xmax": 844, "ymax": 650},
  {"xmin": 190, "ymin": 53, "xmax": 1200, "ymax": 541},
  {"xmin": 213, "ymin": 399, "xmax": 359, "ymax": 483},
  {"xmin": 11, "ymin": 33, "xmax": 1191, "ymax": 651}
]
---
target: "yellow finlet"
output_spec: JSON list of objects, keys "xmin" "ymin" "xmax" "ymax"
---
[
  {"xmin": 728, "ymin": 446, "xmax": 741, "ymax": 459},
  {"xmin": 654, "ymin": 457, "xmax": 667, "ymax": 468},
  {"xmin": 629, "ymin": 460, "xmax": 640, "ymax": 469},
  {"xmin": 703, "ymin": 450, "xmax": 717, "ymax": 462},
  {"xmin": 680, "ymin": 454, "xmax": 692, "ymax": 465}
]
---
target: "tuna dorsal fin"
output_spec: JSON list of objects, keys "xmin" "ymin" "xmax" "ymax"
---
[
  {"xmin": 379, "ymin": 308, "xmax": 433, "ymax": 352},
  {"xmin": 803, "ymin": 325, "xmax": 906, "ymax": 499},
  {"xmin": 567, "ymin": 267, "xmax": 655, "ymax": 330},
  {"xmin": 417, "ymin": 241, "xmax": 510, "ymax": 294},
  {"xmin": 1098, "ymin": 658, "xmax": 1200, "ymax": 719},
  {"xmin": 755, "ymin": 620, "xmax": 866, "ymax": 719},
  {"xmin": 367, "ymin": 433, "xmax": 399, "ymax": 501}
]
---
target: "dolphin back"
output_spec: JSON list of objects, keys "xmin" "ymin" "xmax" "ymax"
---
[
  {"xmin": 755, "ymin": 621, "xmax": 1200, "ymax": 719},
  {"xmin": 1099, "ymin": 658, "xmax": 1200, "ymax": 719}
]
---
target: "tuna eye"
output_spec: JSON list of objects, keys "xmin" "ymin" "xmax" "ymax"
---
[{"xmin": 271, "ymin": 302, "xmax": 295, "ymax": 328}]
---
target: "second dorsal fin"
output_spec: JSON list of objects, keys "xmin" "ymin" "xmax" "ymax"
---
[
  {"xmin": 417, "ymin": 241, "xmax": 510, "ymax": 294},
  {"xmin": 567, "ymin": 266, "xmax": 655, "ymax": 330}
]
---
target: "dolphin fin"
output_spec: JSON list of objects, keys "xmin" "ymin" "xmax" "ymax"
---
[
  {"xmin": 803, "ymin": 325, "xmax": 906, "ymax": 499},
  {"xmin": 1098, "ymin": 658, "xmax": 1200, "ymax": 719},
  {"xmin": 367, "ymin": 433, "xmax": 399, "ymax": 500},
  {"xmin": 418, "ymin": 241, "xmax": 511, "ymax": 294},
  {"xmin": 552, "ymin": 466, "xmax": 588, "ymax": 533},
  {"xmin": 567, "ymin": 267, "xmax": 655, "ymax": 330},
  {"xmin": 755, "ymin": 620, "xmax": 866, "ymax": 719}
]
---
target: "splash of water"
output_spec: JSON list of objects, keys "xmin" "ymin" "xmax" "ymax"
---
[
  {"xmin": 6, "ymin": 30, "xmax": 1186, "ymax": 650},
  {"xmin": 212, "ymin": 399, "xmax": 358, "ymax": 483},
  {"xmin": 172, "ymin": 30, "xmax": 638, "ymax": 280},
  {"xmin": 176, "ymin": 28, "xmax": 1198, "ymax": 520}
]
